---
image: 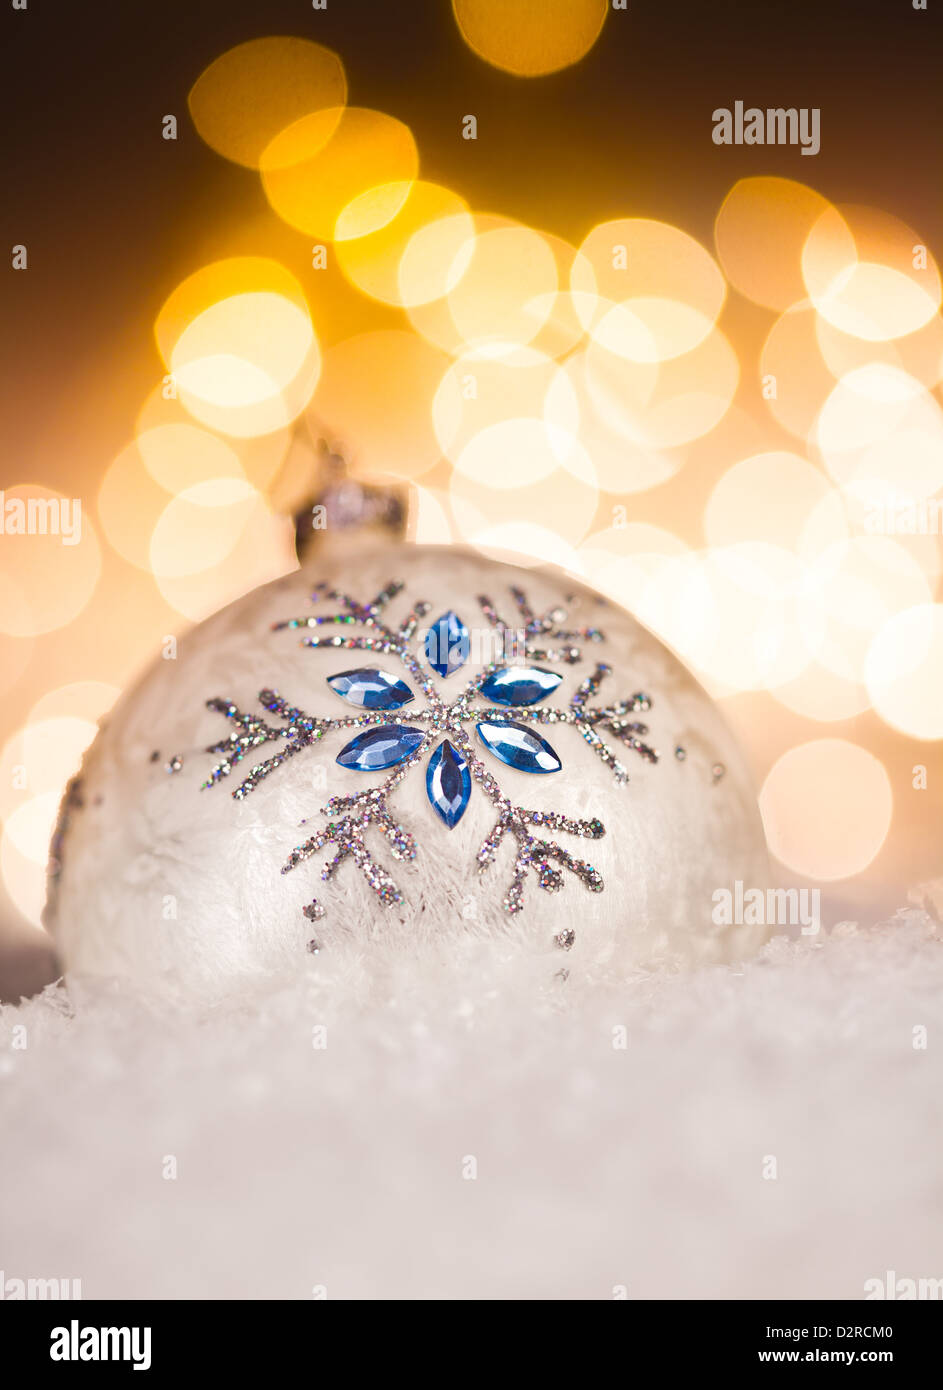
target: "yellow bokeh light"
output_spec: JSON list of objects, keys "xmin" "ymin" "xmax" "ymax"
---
[
  {"xmin": 447, "ymin": 220, "xmax": 559, "ymax": 351},
  {"xmin": 865, "ymin": 604, "xmax": 943, "ymax": 741},
  {"xmin": 546, "ymin": 352, "xmax": 679, "ymax": 493},
  {"xmin": 759, "ymin": 740, "xmax": 892, "ymax": 880},
  {"xmin": 188, "ymin": 37, "xmax": 347, "ymax": 169},
  {"xmin": 814, "ymin": 365, "xmax": 943, "ymax": 500},
  {"xmin": 156, "ymin": 259, "xmax": 320, "ymax": 438},
  {"xmin": 583, "ymin": 323, "xmax": 738, "ymax": 450},
  {"xmin": 802, "ymin": 204, "xmax": 942, "ymax": 341},
  {"xmin": 450, "ymin": 462, "xmax": 599, "ymax": 556},
  {"xmin": 0, "ymin": 485, "xmax": 101, "ymax": 636},
  {"xmin": 815, "ymin": 309, "xmax": 943, "ymax": 392},
  {"xmin": 572, "ymin": 219, "xmax": 726, "ymax": 360},
  {"xmin": 2, "ymin": 793, "xmax": 61, "ymax": 926},
  {"xmin": 452, "ymin": 0, "xmax": 607, "ymax": 76},
  {"xmin": 433, "ymin": 346, "xmax": 574, "ymax": 475},
  {"xmin": 797, "ymin": 534, "xmax": 931, "ymax": 685},
  {"xmin": 759, "ymin": 300, "xmax": 837, "ymax": 442},
  {"xmin": 704, "ymin": 451, "xmax": 833, "ymax": 552},
  {"xmin": 154, "ymin": 497, "xmax": 296, "ymax": 623},
  {"xmin": 309, "ymin": 330, "xmax": 449, "ymax": 482},
  {"xmin": 0, "ymin": 714, "xmax": 100, "ymax": 825},
  {"xmin": 714, "ymin": 177, "xmax": 832, "ymax": 311},
  {"xmin": 134, "ymin": 422, "xmax": 245, "ymax": 494},
  {"xmin": 149, "ymin": 479, "xmax": 260, "ymax": 579},
  {"xmin": 770, "ymin": 661, "xmax": 871, "ymax": 724},
  {"xmin": 136, "ymin": 384, "xmax": 292, "ymax": 496},
  {"xmin": 335, "ymin": 182, "xmax": 473, "ymax": 306},
  {"xmin": 453, "ymin": 416, "xmax": 590, "ymax": 491},
  {"xmin": 261, "ymin": 106, "xmax": 418, "ymax": 240},
  {"xmin": 578, "ymin": 523, "xmax": 689, "ymax": 613}
]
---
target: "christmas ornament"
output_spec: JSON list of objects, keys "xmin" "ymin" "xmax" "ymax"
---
[{"xmin": 44, "ymin": 471, "xmax": 770, "ymax": 1004}]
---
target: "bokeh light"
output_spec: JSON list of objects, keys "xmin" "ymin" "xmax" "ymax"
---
[
  {"xmin": 452, "ymin": 0, "xmax": 608, "ymax": 77},
  {"xmin": 335, "ymin": 182, "xmax": 473, "ymax": 306},
  {"xmin": 865, "ymin": 604, "xmax": 943, "ymax": 741},
  {"xmin": 802, "ymin": 204, "xmax": 942, "ymax": 341},
  {"xmin": 0, "ymin": 485, "xmax": 101, "ymax": 636},
  {"xmin": 188, "ymin": 37, "xmax": 347, "ymax": 168},
  {"xmin": 572, "ymin": 218, "xmax": 726, "ymax": 360},
  {"xmin": 714, "ymin": 177, "xmax": 832, "ymax": 311},
  {"xmin": 261, "ymin": 106, "xmax": 418, "ymax": 240},
  {"xmin": 155, "ymin": 258, "xmax": 320, "ymax": 437},
  {"xmin": 308, "ymin": 330, "xmax": 449, "ymax": 482},
  {"xmin": 759, "ymin": 740, "xmax": 893, "ymax": 880}
]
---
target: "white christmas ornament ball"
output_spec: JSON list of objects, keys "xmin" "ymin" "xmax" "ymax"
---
[{"xmin": 46, "ymin": 540, "xmax": 770, "ymax": 1003}]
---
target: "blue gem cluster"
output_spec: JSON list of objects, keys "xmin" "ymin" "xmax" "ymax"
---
[{"xmin": 198, "ymin": 581, "xmax": 666, "ymax": 944}]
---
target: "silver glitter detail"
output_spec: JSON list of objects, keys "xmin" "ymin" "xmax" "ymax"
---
[
  {"xmin": 166, "ymin": 755, "xmax": 183, "ymax": 774},
  {"xmin": 712, "ymin": 762, "xmax": 726, "ymax": 784},
  {"xmin": 198, "ymin": 582, "xmax": 674, "ymax": 930},
  {"xmin": 554, "ymin": 928, "xmax": 576, "ymax": 951},
  {"xmin": 675, "ymin": 746, "xmax": 686, "ymax": 761}
]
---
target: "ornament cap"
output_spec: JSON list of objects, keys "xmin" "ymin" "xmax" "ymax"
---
[{"xmin": 287, "ymin": 438, "xmax": 407, "ymax": 564}]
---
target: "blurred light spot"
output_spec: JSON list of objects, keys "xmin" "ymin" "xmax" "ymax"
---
[
  {"xmin": 447, "ymin": 221, "xmax": 559, "ymax": 350},
  {"xmin": 453, "ymin": 416, "xmax": 592, "ymax": 491},
  {"xmin": 261, "ymin": 106, "xmax": 418, "ymax": 240},
  {"xmin": 0, "ymin": 485, "xmax": 100, "ymax": 636},
  {"xmin": 798, "ymin": 480, "xmax": 942, "ymax": 594},
  {"xmin": 433, "ymin": 346, "xmax": 574, "ymax": 475},
  {"xmin": 865, "ymin": 603, "xmax": 943, "ymax": 740},
  {"xmin": 188, "ymin": 37, "xmax": 347, "ymax": 169},
  {"xmin": 694, "ymin": 545, "xmax": 817, "ymax": 693},
  {"xmin": 150, "ymin": 480, "xmax": 259, "ymax": 579},
  {"xmin": 309, "ymin": 330, "xmax": 449, "ymax": 482},
  {"xmin": 584, "ymin": 324, "xmax": 738, "ymax": 449},
  {"xmin": 0, "ymin": 574, "xmax": 34, "ymax": 694},
  {"xmin": 705, "ymin": 451, "xmax": 833, "ymax": 552},
  {"xmin": 466, "ymin": 523, "xmax": 586, "ymax": 572},
  {"xmin": 759, "ymin": 740, "xmax": 892, "ymax": 880},
  {"xmin": 407, "ymin": 485, "xmax": 454, "ymax": 546},
  {"xmin": 452, "ymin": 0, "xmax": 607, "ymax": 76},
  {"xmin": 2, "ymin": 794, "xmax": 60, "ymax": 925},
  {"xmin": 135, "ymin": 423, "xmax": 245, "ymax": 494},
  {"xmin": 633, "ymin": 551, "xmax": 719, "ymax": 671},
  {"xmin": 802, "ymin": 204, "xmax": 942, "ymax": 341},
  {"xmin": 136, "ymin": 385, "xmax": 292, "ymax": 496},
  {"xmin": 815, "ymin": 365, "xmax": 943, "ymax": 500},
  {"xmin": 155, "ymin": 501, "xmax": 296, "ymax": 623},
  {"xmin": 0, "ymin": 716, "xmax": 99, "ymax": 826},
  {"xmin": 714, "ymin": 177, "xmax": 832, "ymax": 311},
  {"xmin": 335, "ymin": 182, "xmax": 472, "ymax": 306},
  {"xmin": 572, "ymin": 219, "xmax": 726, "ymax": 359},
  {"xmin": 760, "ymin": 300, "xmax": 837, "ymax": 442},
  {"xmin": 29, "ymin": 680, "xmax": 120, "ymax": 727},
  {"xmin": 156, "ymin": 260, "xmax": 319, "ymax": 438},
  {"xmin": 798, "ymin": 534, "xmax": 931, "ymax": 684},
  {"xmin": 578, "ymin": 523, "xmax": 688, "ymax": 612},
  {"xmin": 546, "ymin": 352, "xmax": 679, "ymax": 492},
  {"xmin": 770, "ymin": 662, "xmax": 871, "ymax": 723},
  {"xmin": 450, "ymin": 464, "xmax": 599, "ymax": 555}
]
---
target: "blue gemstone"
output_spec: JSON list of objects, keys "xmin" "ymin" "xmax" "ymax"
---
[
  {"xmin": 425, "ymin": 739, "xmax": 471, "ymax": 829},
  {"xmin": 424, "ymin": 611, "xmax": 469, "ymax": 678},
  {"xmin": 327, "ymin": 667, "xmax": 414, "ymax": 710},
  {"xmin": 479, "ymin": 667, "xmax": 562, "ymax": 707},
  {"xmin": 336, "ymin": 726, "xmax": 424, "ymax": 771},
  {"xmin": 476, "ymin": 720, "xmax": 562, "ymax": 774}
]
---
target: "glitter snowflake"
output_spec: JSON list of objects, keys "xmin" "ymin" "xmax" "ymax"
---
[{"xmin": 199, "ymin": 580, "xmax": 662, "ymax": 945}]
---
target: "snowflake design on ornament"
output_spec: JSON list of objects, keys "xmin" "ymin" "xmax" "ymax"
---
[{"xmin": 198, "ymin": 581, "xmax": 661, "ymax": 945}]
